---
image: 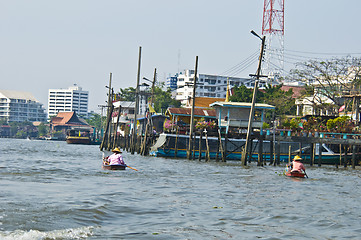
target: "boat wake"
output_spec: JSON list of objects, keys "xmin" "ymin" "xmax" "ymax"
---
[{"xmin": 0, "ymin": 226, "xmax": 95, "ymax": 240}]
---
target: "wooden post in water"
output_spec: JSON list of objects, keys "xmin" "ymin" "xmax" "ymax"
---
[
  {"xmin": 241, "ymin": 32, "xmax": 266, "ymax": 166},
  {"xmin": 352, "ymin": 145, "xmax": 357, "ymax": 169},
  {"xmin": 318, "ymin": 143, "xmax": 322, "ymax": 167},
  {"xmin": 205, "ymin": 129, "xmax": 210, "ymax": 162},
  {"xmin": 344, "ymin": 146, "xmax": 348, "ymax": 168},
  {"xmin": 198, "ymin": 130, "xmax": 203, "ymax": 161},
  {"xmin": 112, "ymin": 105, "xmax": 122, "ymax": 149},
  {"xmin": 224, "ymin": 133, "xmax": 228, "ymax": 162},
  {"xmin": 276, "ymin": 139, "xmax": 281, "ymax": 165},
  {"xmin": 174, "ymin": 126, "xmax": 179, "ymax": 158},
  {"xmin": 288, "ymin": 144, "xmax": 291, "ymax": 164},
  {"xmin": 187, "ymin": 56, "xmax": 198, "ymax": 160},
  {"xmin": 269, "ymin": 138, "xmax": 274, "ymax": 165},
  {"xmin": 310, "ymin": 143, "xmax": 314, "ymax": 166},
  {"xmin": 131, "ymin": 46, "xmax": 142, "ymax": 155},
  {"xmin": 192, "ymin": 132, "xmax": 196, "ymax": 160},
  {"xmin": 100, "ymin": 104, "xmax": 114, "ymax": 151},
  {"xmin": 218, "ymin": 128, "xmax": 225, "ymax": 162},
  {"xmin": 258, "ymin": 135, "xmax": 263, "ymax": 166}
]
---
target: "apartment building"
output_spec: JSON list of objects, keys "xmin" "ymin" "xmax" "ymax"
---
[
  {"xmin": 0, "ymin": 90, "xmax": 47, "ymax": 122},
  {"xmin": 175, "ymin": 70, "xmax": 250, "ymax": 106},
  {"xmin": 48, "ymin": 85, "xmax": 89, "ymax": 117}
]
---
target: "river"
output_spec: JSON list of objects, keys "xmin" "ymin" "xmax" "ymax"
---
[{"xmin": 0, "ymin": 138, "xmax": 360, "ymax": 239}]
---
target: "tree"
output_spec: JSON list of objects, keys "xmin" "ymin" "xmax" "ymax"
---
[
  {"xmin": 37, "ymin": 123, "xmax": 48, "ymax": 137},
  {"xmin": 229, "ymin": 85, "xmax": 256, "ymax": 102},
  {"xmin": 288, "ymin": 56, "xmax": 361, "ymax": 110},
  {"xmin": 117, "ymin": 87, "xmax": 136, "ymax": 101},
  {"xmin": 85, "ymin": 113, "xmax": 104, "ymax": 131},
  {"xmin": 117, "ymin": 83, "xmax": 181, "ymax": 114},
  {"xmin": 229, "ymin": 84, "xmax": 295, "ymax": 117},
  {"xmin": 152, "ymin": 84, "xmax": 181, "ymax": 113},
  {"xmin": 261, "ymin": 84, "xmax": 295, "ymax": 116}
]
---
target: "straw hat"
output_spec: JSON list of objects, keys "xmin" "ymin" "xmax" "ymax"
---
[
  {"xmin": 112, "ymin": 147, "xmax": 122, "ymax": 153},
  {"xmin": 293, "ymin": 155, "xmax": 302, "ymax": 161}
]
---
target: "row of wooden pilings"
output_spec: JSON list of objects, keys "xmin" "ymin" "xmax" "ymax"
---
[{"xmin": 100, "ymin": 116, "xmax": 360, "ymax": 168}]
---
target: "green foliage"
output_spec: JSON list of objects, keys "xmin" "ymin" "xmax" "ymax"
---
[
  {"xmin": 152, "ymin": 85, "xmax": 181, "ymax": 113},
  {"xmin": 37, "ymin": 123, "xmax": 48, "ymax": 136},
  {"xmin": 117, "ymin": 87, "xmax": 136, "ymax": 102},
  {"xmin": 229, "ymin": 84, "xmax": 296, "ymax": 117},
  {"xmin": 288, "ymin": 56, "xmax": 361, "ymax": 108},
  {"xmin": 229, "ymin": 85, "xmax": 255, "ymax": 102},
  {"xmin": 262, "ymin": 122, "xmax": 270, "ymax": 129},
  {"xmin": 282, "ymin": 117, "xmax": 302, "ymax": 131},
  {"xmin": 85, "ymin": 113, "xmax": 104, "ymax": 130},
  {"xmin": 326, "ymin": 116, "xmax": 354, "ymax": 133},
  {"xmin": 262, "ymin": 84, "xmax": 295, "ymax": 116},
  {"xmin": 117, "ymin": 84, "xmax": 181, "ymax": 114}
]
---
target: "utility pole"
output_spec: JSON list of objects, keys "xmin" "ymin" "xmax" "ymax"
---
[
  {"xmin": 187, "ymin": 56, "xmax": 198, "ymax": 160},
  {"xmin": 241, "ymin": 31, "xmax": 266, "ymax": 166}
]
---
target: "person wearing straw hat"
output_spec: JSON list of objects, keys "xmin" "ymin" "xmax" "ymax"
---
[
  {"xmin": 105, "ymin": 147, "xmax": 126, "ymax": 166},
  {"xmin": 290, "ymin": 155, "xmax": 306, "ymax": 173}
]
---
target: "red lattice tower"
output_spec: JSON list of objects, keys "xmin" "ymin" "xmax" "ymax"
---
[{"xmin": 262, "ymin": 0, "xmax": 284, "ymax": 81}]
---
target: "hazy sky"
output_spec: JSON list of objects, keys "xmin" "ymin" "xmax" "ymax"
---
[{"xmin": 1, "ymin": 0, "xmax": 361, "ymax": 112}]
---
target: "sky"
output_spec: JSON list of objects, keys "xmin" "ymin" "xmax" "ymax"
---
[{"xmin": 1, "ymin": 0, "xmax": 361, "ymax": 113}]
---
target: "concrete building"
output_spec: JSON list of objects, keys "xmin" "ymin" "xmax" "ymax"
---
[
  {"xmin": 48, "ymin": 85, "xmax": 89, "ymax": 118},
  {"xmin": 166, "ymin": 74, "xmax": 178, "ymax": 91},
  {"xmin": 175, "ymin": 70, "xmax": 250, "ymax": 106},
  {"xmin": 0, "ymin": 90, "xmax": 47, "ymax": 122}
]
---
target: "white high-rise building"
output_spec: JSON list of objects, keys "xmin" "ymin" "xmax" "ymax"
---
[
  {"xmin": 175, "ymin": 70, "xmax": 250, "ymax": 106},
  {"xmin": 48, "ymin": 85, "xmax": 89, "ymax": 117},
  {"xmin": 0, "ymin": 90, "xmax": 47, "ymax": 122}
]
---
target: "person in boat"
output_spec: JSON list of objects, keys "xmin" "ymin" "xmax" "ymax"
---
[
  {"xmin": 288, "ymin": 155, "xmax": 306, "ymax": 173},
  {"xmin": 104, "ymin": 148, "xmax": 126, "ymax": 166}
]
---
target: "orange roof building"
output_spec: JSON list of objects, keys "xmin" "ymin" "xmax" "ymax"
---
[{"xmin": 50, "ymin": 111, "xmax": 91, "ymax": 132}]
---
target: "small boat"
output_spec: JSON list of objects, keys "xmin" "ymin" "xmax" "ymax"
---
[
  {"xmin": 102, "ymin": 164, "xmax": 126, "ymax": 170},
  {"xmin": 285, "ymin": 170, "xmax": 306, "ymax": 178}
]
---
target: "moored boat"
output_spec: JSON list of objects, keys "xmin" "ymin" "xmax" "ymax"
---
[
  {"xmin": 66, "ymin": 128, "xmax": 92, "ymax": 144},
  {"xmin": 150, "ymin": 133, "xmax": 350, "ymax": 164}
]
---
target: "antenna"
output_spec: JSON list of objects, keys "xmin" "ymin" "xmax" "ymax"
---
[{"xmin": 262, "ymin": 0, "xmax": 284, "ymax": 81}]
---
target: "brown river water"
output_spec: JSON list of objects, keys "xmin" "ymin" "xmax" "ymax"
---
[{"xmin": 1, "ymin": 138, "xmax": 360, "ymax": 239}]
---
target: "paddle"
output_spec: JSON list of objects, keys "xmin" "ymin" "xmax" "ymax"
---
[
  {"xmin": 126, "ymin": 166, "xmax": 138, "ymax": 171},
  {"xmin": 304, "ymin": 171, "xmax": 309, "ymax": 178}
]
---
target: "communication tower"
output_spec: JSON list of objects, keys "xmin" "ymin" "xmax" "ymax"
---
[{"xmin": 262, "ymin": 0, "xmax": 284, "ymax": 81}]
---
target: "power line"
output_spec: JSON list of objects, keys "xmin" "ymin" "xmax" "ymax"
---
[{"xmin": 219, "ymin": 51, "xmax": 259, "ymax": 77}]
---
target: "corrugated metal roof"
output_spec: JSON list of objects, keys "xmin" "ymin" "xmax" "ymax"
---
[
  {"xmin": 167, "ymin": 108, "xmax": 216, "ymax": 117},
  {"xmin": 210, "ymin": 101, "xmax": 275, "ymax": 109}
]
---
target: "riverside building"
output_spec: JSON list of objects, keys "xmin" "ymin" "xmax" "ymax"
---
[
  {"xmin": 174, "ymin": 70, "xmax": 250, "ymax": 106},
  {"xmin": 0, "ymin": 90, "xmax": 47, "ymax": 122},
  {"xmin": 48, "ymin": 85, "xmax": 89, "ymax": 118}
]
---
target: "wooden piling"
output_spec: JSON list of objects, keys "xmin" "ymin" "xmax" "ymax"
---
[
  {"xmin": 217, "ymin": 128, "xmax": 225, "ymax": 162},
  {"xmin": 258, "ymin": 135, "xmax": 263, "ymax": 166},
  {"xmin": 198, "ymin": 131, "xmax": 203, "ymax": 161},
  {"xmin": 352, "ymin": 145, "xmax": 357, "ymax": 169},
  {"xmin": 310, "ymin": 143, "xmax": 314, "ymax": 166},
  {"xmin": 288, "ymin": 144, "xmax": 291, "ymax": 164},
  {"xmin": 174, "ymin": 127, "xmax": 179, "ymax": 158},
  {"xmin": 344, "ymin": 146, "xmax": 348, "ymax": 168},
  {"xmin": 318, "ymin": 143, "xmax": 322, "ymax": 167},
  {"xmin": 269, "ymin": 138, "xmax": 274, "ymax": 165},
  {"xmin": 276, "ymin": 139, "xmax": 281, "ymax": 165},
  {"xmin": 205, "ymin": 130, "xmax": 210, "ymax": 162}
]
